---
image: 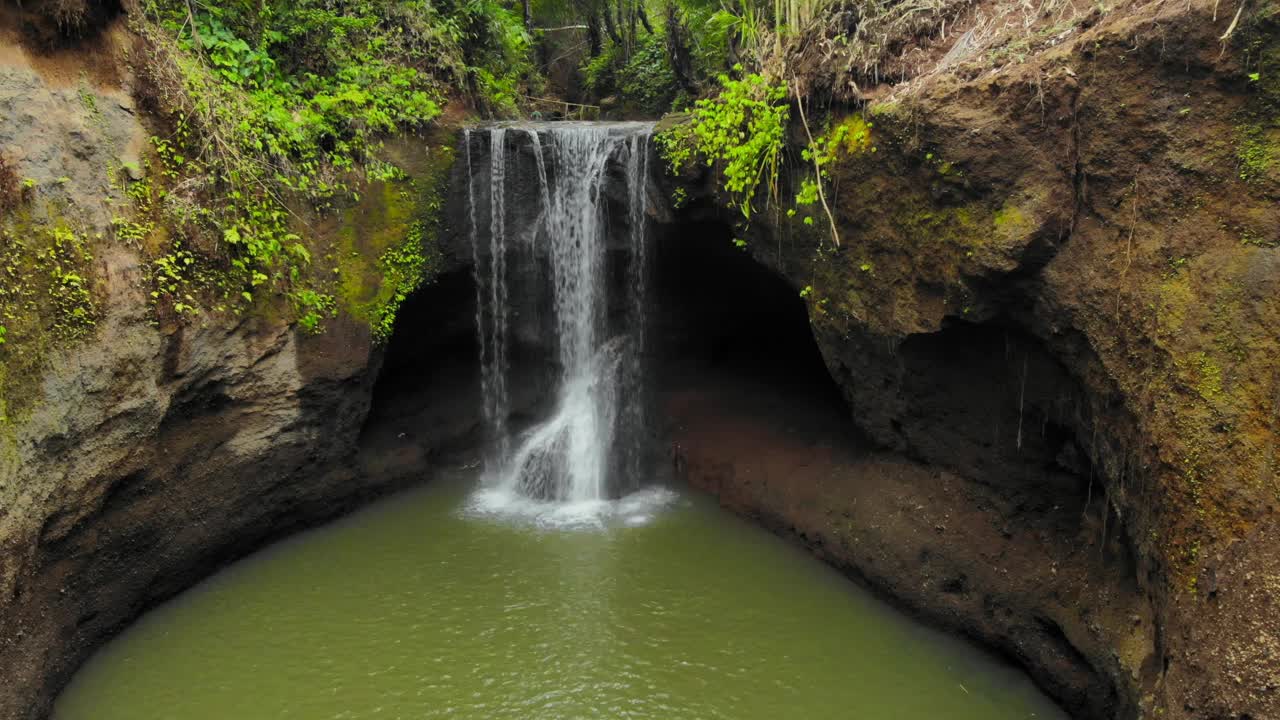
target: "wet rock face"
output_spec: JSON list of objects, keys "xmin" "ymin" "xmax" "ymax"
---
[
  {"xmin": 0, "ymin": 30, "xmax": 469, "ymax": 720},
  {"xmin": 0, "ymin": 39, "xmax": 144, "ymax": 231},
  {"xmin": 0, "ymin": 245, "xmax": 384, "ymax": 720}
]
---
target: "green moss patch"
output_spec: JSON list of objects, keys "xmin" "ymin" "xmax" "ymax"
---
[
  {"xmin": 0, "ymin": 206, "xmax": 100, "ymax": 423},
  {"xmin": 1235, "ymin": 125, "xmax": 1280, "ymax": 183},
  {"xmin": 333, "ymin": 140, "xmax": 455, "ymax": 342}
]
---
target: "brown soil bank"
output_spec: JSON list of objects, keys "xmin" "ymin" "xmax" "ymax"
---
[{"xmin": 663, "ymin": 0, "xmax": 1280, "ymax": 717}]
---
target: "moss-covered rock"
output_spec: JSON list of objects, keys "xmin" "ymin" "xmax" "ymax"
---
[
  {"xmin": 0, "ymin": 204, "xmax": 101, "ymax": 423},
  {"xmin": 329, "ymin": 134, "xmax": 457, "ymax": 341}
]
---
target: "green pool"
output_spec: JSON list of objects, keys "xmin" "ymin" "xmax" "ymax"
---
[{"xmin": 56, "ymin": 470, "xmax": 1066, "ymax": 720}]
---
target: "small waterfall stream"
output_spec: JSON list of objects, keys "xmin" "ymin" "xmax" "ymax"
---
[{"xmin": 465, "ymin": 122, "xmax": 655, "ymax": 513}]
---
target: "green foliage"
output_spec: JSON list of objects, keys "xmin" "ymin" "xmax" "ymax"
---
[
  {"xmin": 127, "ymin": 0, "xmax": 526, "ymax": 332},
  {"xmin": 330, "ymin": 140, "xmax": 450, "ymax": 343},
  {"xmin": 581, "ymin": 34, "xmax": 677, "ymax": 116},
  {"xmin": 465, "ymin": 1, "xmax": 538, "ymax": 114},
  {"xmin": 1236, "ymin": 126, "xmax": 1278, "ymax": 182},
  {"xmin": 44, "ymin": 227, "xmax": 97, "ymax": 338},
  {"xmin": 110, "ymin": 166, "xmax": 157, "ymax": 247},
  {"xmin": 372, "ymin": 224, "xmax": 431, "ymax": 341},
  {"xmin": 143, "ymin": 0, "xmax": 446, "ymax": 184},
  {"xmin": 797, "ymin": 115, "xmax": 874, "ymax": 208},
  {"xmin": 221, "ymin": 197, "xmax": 305, "ymax": 280},
  {"xmin": 789, "ymin": 114, "xmax": 874, "ymax": 241},
  {"xmin": 569, "ymin": 0, "xmax": 800, "ymax": 117},
  {"xmin": 78, "ymin": 79, "xmax": 103, "ymax": 123},
  {"xmin": 5, "ymin": 225, "xmax": 98, "ymax": 341},
  {"xmin": 1232, "ymin": 13, "xmax": 1280, "ymax": 184},
  {"xmin": 562, "ymin": 0, "xmax": 827, "ymax": 117},
  {"xmin": 149, "ymin": 242, "xmax": 207, "ymax": 316},
  {"xmin": 671, "ymin": 0, "xmax": 826, "ymax": 71},
  {"xmin": 658, "ymin": 70, "xmax": 788, "ymax": 219},
  {"xmin": 663, "ymin": 0, "xmax": 752, "ymax": 81},
  {"xmin": 294, "ymin": 289, "xmax": 338, "ymax": 334},
  {"xmin": 619, "ymin": 34, "xmax": 679, "ymax": 115},
  {"xmin": 705, "ymin": 0, "xmax": 767, "ymax": 63},
  {"xmin": 582, "ymin": 44, "xmax": 622, "ymax": 97},
  {"xmin": 670, "ymin": 185, "xmax": 689, "ymax": 208}
]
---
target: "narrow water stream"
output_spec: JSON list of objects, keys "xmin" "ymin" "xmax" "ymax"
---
[{"xmin": 57, "ymin": 469, "xmax": 1066, "ymax": 720}]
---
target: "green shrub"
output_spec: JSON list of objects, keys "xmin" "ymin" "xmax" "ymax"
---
[
  {"xmin": 658, "ymin": 69, "xmax": 788, "ymax": 220},
  {"xmin": 294, "ymin": 289, "xmax": 338, "ymax": 335},
  {"xmin": 582, "ymin": 44, "xmax": 622, "ymax": 97},
  {"xmin": 619, "ymin": 34, "xmax": 678, "ymax": 116},
  {"xmin": 372, "ymin": 225, "xmax": 431, "ymax": 341},
  {"xmin": 581, "ymin": 34, "xmax": 678, "ymax": 116},
  {"xmin": 0, "ymin": 217, "xmax": 98, "ymax": 362}
]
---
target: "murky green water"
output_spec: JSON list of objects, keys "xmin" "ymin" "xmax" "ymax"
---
[{"xmin": 57, "ymin": 471, "xmax": 1066, "ymax": 720}]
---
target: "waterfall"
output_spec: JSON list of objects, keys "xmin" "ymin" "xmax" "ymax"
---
[
  {"xmin": 466, "ymin": 123, "xmax": 655, "ymax": 509},
  {"xmin": 621, "ymin": 133, "xmax": 651, "ymax": 493},
  {"xmin": 467, "ymin": 128, "xmax": 512, "ymax": 464}
]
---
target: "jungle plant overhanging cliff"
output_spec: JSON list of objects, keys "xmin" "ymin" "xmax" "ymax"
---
[{"xmin": 658, "ymin": 0, "xmax": 1280, "ymax": 717}]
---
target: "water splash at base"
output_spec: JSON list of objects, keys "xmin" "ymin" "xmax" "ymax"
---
[{"xmin": 465, "ymin": 485, "xmax": 679, "ymax": 530}]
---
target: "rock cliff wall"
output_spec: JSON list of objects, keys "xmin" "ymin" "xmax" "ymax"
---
[
  {"xmin": 662, "ymin": 0, "xmax": 1279, "ymax": 717},
  {"xmin": 0, "ymin": 13, "xmax": 471, "ymax": 718}
]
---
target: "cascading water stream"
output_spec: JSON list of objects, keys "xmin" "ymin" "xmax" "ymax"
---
[
  {"xmin": 466, "ymin": 128, "xmax": 511, "ymax": 463},
  {"xmin": 465, "ymin": 122, "xmax": 655, "ymax": 515},
  {"xmin": 621, "ymin": 133, "xmax": 651, "ymax": 491}
]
